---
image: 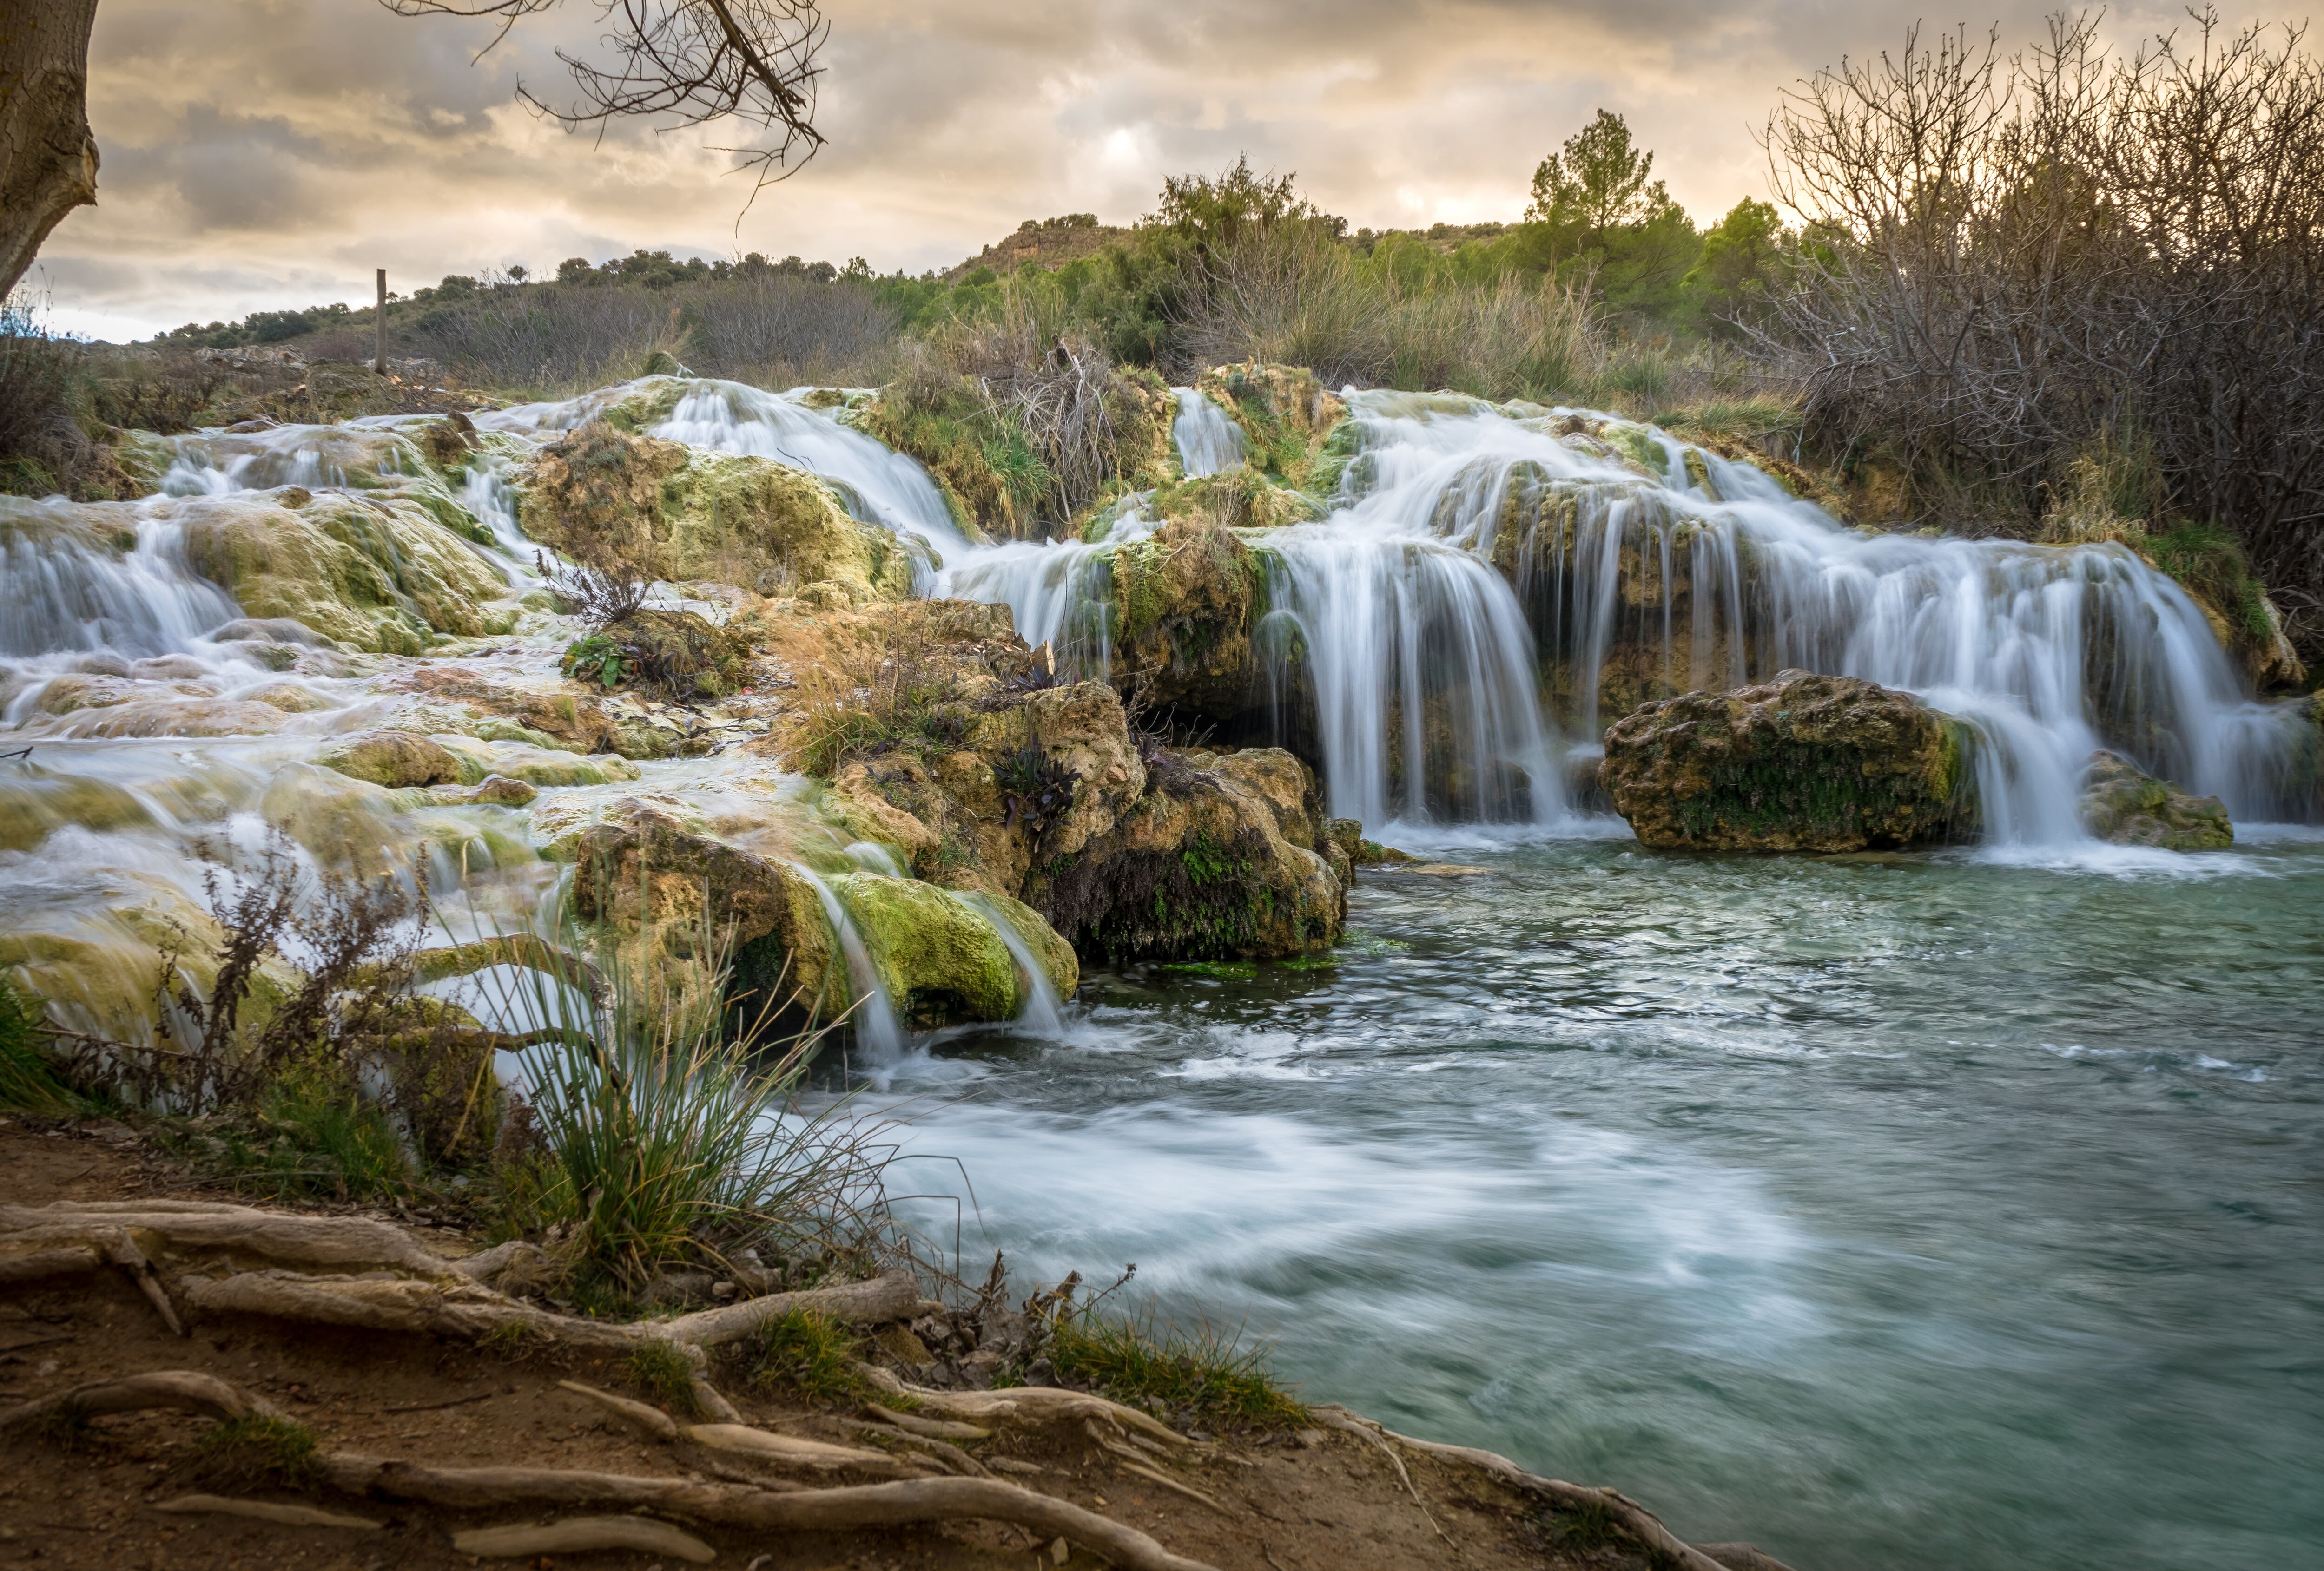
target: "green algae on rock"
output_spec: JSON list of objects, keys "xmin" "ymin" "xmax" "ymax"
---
[
  {"xmin": 2079, "ymin": 750, "xmax": 2234, "ymax": 850},
  {"xmin": 1599, "ymin": 670, "xmax": 1974, "ymax": 852}
]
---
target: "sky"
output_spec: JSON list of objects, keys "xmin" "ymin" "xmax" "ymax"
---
[{"xmin": 30, "ymin": 0, "xmax": 2302, "ymax": 341}]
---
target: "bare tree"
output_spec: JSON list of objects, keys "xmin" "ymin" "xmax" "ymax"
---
[
  {"xmin": 0, "ymin": 0, "xmax": 828, "ymax": 302},
  {"xmin": 1760, "ymin": 9, "xmax": 2324, "ymax": 640}
]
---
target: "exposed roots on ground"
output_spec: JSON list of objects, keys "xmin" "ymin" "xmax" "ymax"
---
[
  {"xmin": 3, "ymin": 1368, "xmax": 1225, "ymax": 1571},
  {"xmin": 1314, "ymin": 1405, "xmax": 1771, "ymax": 1571},
  {"xmin": 0, "ymin": 1200, "xmax": 921, "ymax": 1361}
]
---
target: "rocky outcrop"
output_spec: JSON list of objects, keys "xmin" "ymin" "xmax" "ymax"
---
[
  {"xmin": 1599, "ymin": 670, "xmax": 1973, "ymax": 851},
  {"xmin": 759, "ymin": 595, "xmax": 1347, "ymax": 961},
  {"xmin": 1107, "ymin": 515, "xmax": 1261, "ymax": 712},
  {"xmin": 516, "ymin": 421, "xmax": 916, "ymax": 601},
  {"xmin": 2079, "ymin": 751, "xmax": 2233, "ymax": 850}
]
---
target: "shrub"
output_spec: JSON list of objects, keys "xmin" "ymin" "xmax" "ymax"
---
[{"xmin": 0, "ymin": 978, "xmax": 80, "ymax": 1116}]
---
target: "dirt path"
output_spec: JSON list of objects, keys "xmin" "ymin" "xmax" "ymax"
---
[{"xmin": 0, "ymin": 1118, "xmax": 1778, "ymax": 1571}]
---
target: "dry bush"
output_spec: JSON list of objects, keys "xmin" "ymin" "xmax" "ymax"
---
[
  {"xmin": 1763, "ymin": 9, "xmax": 2324, "ymax": 644},
  {"xmin": 1176, "ymin": 223, "xmax": 1613, "ymax": 403}
]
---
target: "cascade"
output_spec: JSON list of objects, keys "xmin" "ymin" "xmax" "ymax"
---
[
  {"xmin": 793, "ymin": 863, "xmax": 905, "ymax": 1060},
  {"xmin": 1244, "ymin": 393, "xmax": 2315, "ymax": 839},
  {"xmin": 1172, "ymin": 387, "xmax": 1247, "ymax": 477},
  {"xmin": 0, "ymin": 501, "xmax": 242, "ymax": 664}
]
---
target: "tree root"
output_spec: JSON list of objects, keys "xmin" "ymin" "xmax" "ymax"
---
[
  {"xmin": 1084, "ymin": 1422, "xmax": 1233, "ymax": 1516},
  {"xmin": 852, "ymin": 1417, "xmax": 991, "ymax": 1478},
  {"xmin": 862, "ymin": 1401, "xmax": 989, "ymax": 1441},
  {"xmin": 855, "ymin": 1362, "xmax": 1190, "ymax": 1447},
  {"xmin": 0, "ymin": 1370, "xmax": 287, "ymax": 1431},
  {"xmin": 453, "ymin": 1515, "xmax": 715, "ymax": 1563},
  {"xmin": 0, "ymin": 1246, "xmax": 101, "ymax": 1284},
  {"xmin": 176, "ymin": 1267, "xmax": 921, "ymax": 1357},
  {"xmin": 1313, "ymin": 1406, "xmax": 1783, "ymax": 1571},
  {"xmin": 11, "ymin": 1368, "xmax": 1223, "ymax": 1571},
  {"xmin": 153, "ymin": 1495, "xmax": 382, "ymax": 1531},
  {"xmin": 559, "ymin": 1379, "xmax": 920, "ymax": 1479},
  {"xmin": 1, "ymin": 1201, "xmax": 475, "ymax": 1280}
]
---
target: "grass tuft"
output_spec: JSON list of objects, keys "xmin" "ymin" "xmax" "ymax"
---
[
  {"xmin": 1047, "ymin": 1308, "xmax": 1306, "ymax": 1429},
  {"xmin": 191, "ymin": 1417, "xmax": 320, "ymax": 1488},
  {"xmin": 0, "ymin": 979, "xmax": 83, "ymax": 1117},
  {"xmin": 624, "ymin": 1339, "xmax": 701, "ymax": 1413},
  {"xmin": 745, "ymin": 1306, "xmax": 865, "ymax": 1404}
]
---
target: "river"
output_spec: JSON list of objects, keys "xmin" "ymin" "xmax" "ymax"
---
[{"xmin": 886, "ymin": 827, "xmax": 2324, "ymax": 1571}]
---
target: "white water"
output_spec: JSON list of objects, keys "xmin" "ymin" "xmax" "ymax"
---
[
  {"xmin": 1235, "ymin": 393, "xmax": 2311, "ymax": 841},
  {"xmin": 1171, "ymin": 387, "xmax": 1246, "ymax": 477}
]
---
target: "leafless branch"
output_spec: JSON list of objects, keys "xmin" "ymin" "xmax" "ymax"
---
[{"xmin": 381, "ymin": 0, "xmax": 828, "ymax": 205}]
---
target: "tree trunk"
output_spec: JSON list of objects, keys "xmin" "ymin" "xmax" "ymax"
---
[{"xmin": 0, "ymin": 0, "xmax": 100, "ymax": 302}]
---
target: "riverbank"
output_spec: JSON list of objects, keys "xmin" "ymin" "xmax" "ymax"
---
[{"xmin": 0, "ymin": 1117, "xmax": 1794, "ymax": 1571}]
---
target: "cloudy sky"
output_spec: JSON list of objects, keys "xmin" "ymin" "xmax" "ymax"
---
[{"xmin": 33, "ymin": 0, "xmax": 2298, "ymax": 339}]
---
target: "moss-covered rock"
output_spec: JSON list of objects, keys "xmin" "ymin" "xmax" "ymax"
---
[
  {"xmin": 568, "ymin": 805, "xmax": 845, "ymax": 1024},
  {"xmin": 1107, "ymin": 515, "xmax": 1261, "ymax": 713},
  {"xmin": 176, "ymin": 490, "xmax": 515, "ymax": 653},
  {"xmin": 828, "ymin": 873, "xmax": 1022, "ymax": 1025},
  {"xmin": 1599, "ymin": 670, "xmax": 1974, "ymax": 852},
  {"xmin": 1031, "ymin": 749, "xmax": 1345, "ymax": 961},
  {"xmin": 2079, "ymin": 750, "xmax": 2233, "ymax": 850},
  {"xmin": 315, "ymin": 730, "xmax": 464, "ymax": 789},
  {"xmin": 517, "ymin": 421, "xmax": 914, "ymax": 600}
]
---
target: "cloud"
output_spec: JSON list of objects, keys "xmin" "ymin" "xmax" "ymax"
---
[{"xmin": 36, "ymin": 0, "xmax": 2311, "ymax": 337}]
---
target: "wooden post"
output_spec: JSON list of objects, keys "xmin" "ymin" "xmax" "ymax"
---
[{"xmin": 374, "ymin": 268, "xmax": 386, "ymax": 375}]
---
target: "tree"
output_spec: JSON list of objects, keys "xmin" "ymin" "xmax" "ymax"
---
[
  {"xmin": 1527, "ymin": 109, "xmax": 1669, "ymax": 246},
  {"xmin": 1683, "ymin": 197, "xmax": 1786, "ymax": 331},
  {"xmin": 0, "ymin": 0, "xmax": 830, "ymax": 302},
  {"xmin": 1522, "ymin": 110, "xmax": 1698, "ymax": 316},
  {"xmin": 0, "ymin": 1, "xmax": 101, "ymax": 304}
]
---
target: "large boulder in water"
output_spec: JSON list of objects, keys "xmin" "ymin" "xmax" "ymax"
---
[
  {"xmin": 1599, "ymin": 670, "xmax": 1973, "ymax": 852},
  {"xmin": 516, "ymin": 421, "xmax": 916, "ymax": 601},
  {"xmin": 2079, "ymin": 750, "xmax": 2232, "ymax": 850},
  {"xmin": 1031, "ymin": 744, "xmax": 1345, "ymax": 962}
]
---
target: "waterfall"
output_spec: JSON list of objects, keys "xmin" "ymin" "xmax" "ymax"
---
[
  {"xmin": 650, "ymin": 381, "xmax": 968, "ymax": 565},
  {"xmin": 1172, "ymin": 388, "xmax": 1247, "ymax": 477},
  {"xmin": 793, "ymin": 863, "xmax": 905, "ymax": 1059},
  {"xmin": 931, "ymin": 495, "xmax": 1160, "ymax": 681},
  {"xmin": 960, "ymin": 891, "xmax": 1067, "ymax": 1036}
]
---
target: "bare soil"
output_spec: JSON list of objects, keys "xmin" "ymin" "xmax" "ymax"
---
[{"xmin": 0, "ymin": 1117, "xmax": 1685, "ymax": 1571}]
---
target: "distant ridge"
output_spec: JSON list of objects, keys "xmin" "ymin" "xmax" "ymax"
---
[{"xmin": 943, "ymin": 215, "xmax": 1129, "ymax": 282}]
